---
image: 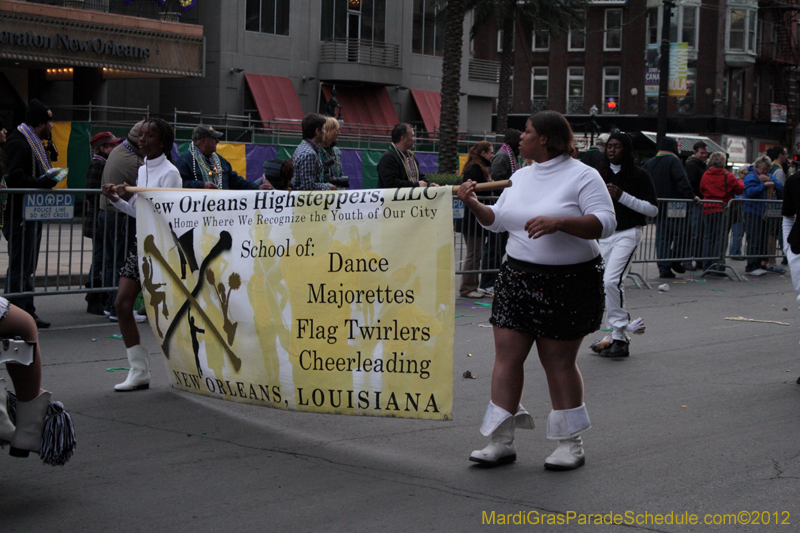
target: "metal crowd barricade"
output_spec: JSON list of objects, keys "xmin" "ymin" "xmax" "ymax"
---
[
  {"xmin": 0, "ymin": 188, "xmax": 134, "ymax": 300},
  {"xmin": 632, "ymin": 198, "xmax": 734, "ymax": 280},
  {"xmin": 2, "ymin": 191, "xmax": 782, "ymax": 302},
  {"xmin": 725, "ymin": 198, "xmax": 785, "ymax": 275},
  {"xmin": 454, "ymin": 196, "xmax": 503, "ymax": 280}
]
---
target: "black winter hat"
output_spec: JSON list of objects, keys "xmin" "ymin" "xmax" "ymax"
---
[
  {"xmin": 607, "ymin": 132, "xmax": 633, "ymax": 153},
  {"xmin": 659, "ymin": 136, "xmax": 679, "ymax": 154},
  {"xmin": 25, "ymin": 99, "xmax": 52, "ymax": 127}
]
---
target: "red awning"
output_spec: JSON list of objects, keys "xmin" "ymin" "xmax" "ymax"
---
[
  {"xmin": 410, "ymin": 89, "xmax": 441, "ymax": 133},
  {"xmin": 244, "ymin": 74, "xmax": 304, "ymax": 129},
  {"xmin": 321, "ymin": 85, "xmax": 398, "ymax": 135}
]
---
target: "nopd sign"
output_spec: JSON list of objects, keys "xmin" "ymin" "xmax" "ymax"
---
[{"xmin": 24, "ymin": 193, "xmax": 74, "ymax": 221}]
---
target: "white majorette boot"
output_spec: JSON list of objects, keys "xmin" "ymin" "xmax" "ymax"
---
[
  {"xmin": 544, "ymin": 403, "xmax": 591, "ymax": 471},
  {"xmin": 9, "ymin": 390, "xmax": 50, "ymax": 457},
  {"xmin": 0, "ymin": 378, "xmax": 15, "ymax": 445},
  {"xmin": 115, "ymin": 345, "xmax": 150, "ymax": 392},
  {"xmin": 469, "ymin": 402, "xmax": 535, "ymax": 466}
]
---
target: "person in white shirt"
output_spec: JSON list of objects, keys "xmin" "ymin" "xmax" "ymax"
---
[
  {"xmin": 458, "ymin": 111, "xmax": 616, "ymax": 471},
  {"xmin": 102, "ymin": 118, "xmax": 181, "ymax": 392}
]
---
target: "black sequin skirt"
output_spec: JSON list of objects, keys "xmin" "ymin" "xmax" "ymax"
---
[
  {"xmin": 119, "ymin": 248, "xmax": 140, "ymax": 283},
  {"xmin": 490, "ymin": 255, "xmax": 605, "ymax": 341}
]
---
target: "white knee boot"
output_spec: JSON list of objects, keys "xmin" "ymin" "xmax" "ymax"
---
[
  {"xmin": 115, "ymin": 345, "xmax": 150, "ymax": 392},
  {"xmin": 0, "ymin": 378, "xmax": 15, "ymax": 444},
  {"xmin": 9, "ymin": 390, "xmax": 50, "ymax": 457},
  {"xmin": 470, "ymin": 402, "xmax": 535, "ymax": 466},
  {"xmin": 544, "ymin": 404, "xmax": 590, "ymax": 471}
]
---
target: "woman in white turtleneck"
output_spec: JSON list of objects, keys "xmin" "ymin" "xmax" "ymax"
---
[
  {"xmin": 458, "ymin": 111, "xmax": 616, "ymax": 471},
  {"xmin": 101, "ymin": 118, "xmax": 181, "ymax": 392}
]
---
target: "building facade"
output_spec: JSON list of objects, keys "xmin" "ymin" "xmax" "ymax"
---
[
  {"xmin": 471, "ymin": 0, "xmax": 797, "ymax": 165},
  {"xmin": 0, "ymin": 0, "xmax": 503, "ymax": 140},
  {"xmin": 165, "ymin": 0, "xmax": 499, "ymax": 137},
  {"xmin": 0, "ymin": 0, "xmax": 205, "ymax": 126}
]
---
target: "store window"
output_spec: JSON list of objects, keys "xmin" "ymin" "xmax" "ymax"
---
[
  {"xmin": 604, "ymin": 9, "xmax": 622, "ymax": 51},
  {"xmin": 246, "ymin": 0, "xmax": 290, "ymax": 36},
  {"xmin": 321, "ymin": 0, "xmax": 386, "ymax": 42},
  {"xmin": 603, "ymin": 67, "xmax": 620, "ymax": 114},
  {"xmin": 531, "ymin": 67, "xmax": 548, "ymax": 112},
  {"xmin": 412, "ymin": 0, "xmax": 445, "ymax": 56},
  {"xmin": 568, "ymin": 11, "xmax": 585, "ymax": 51},
  {"xmin": 567, "ymin": 67, "xmax": 584, "ymax": 114}
]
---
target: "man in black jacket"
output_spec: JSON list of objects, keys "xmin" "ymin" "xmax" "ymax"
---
[
  {"xmin": 1, "ymin": 100, "xmax": 59, "ymax": 328},
  {"xmin": 643, "ymin": 137, "xmax": 698, "ymax": 278},
  {"xmin": 84, "ymin": 131, "xmax": 122, "ymax": 315},
  {"xmin": 377, "ymin": 124, "xmax": 436, "ymax": 188},
  {"xmin": 682, "ymin": 141, "xmax": 708, "ymax": 271}
]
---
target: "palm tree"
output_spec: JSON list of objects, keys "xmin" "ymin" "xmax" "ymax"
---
[
  {"xmin": 466, "ymin": 0, "xmax": 589, "ymax": 134},
  {"xmin": 438, "ymin": 0, "xmax": 466, "ymax": 174}
]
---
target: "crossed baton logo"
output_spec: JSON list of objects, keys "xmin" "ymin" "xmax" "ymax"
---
[{"xmin": 143, "ymin": 232, "xmax": 242, "ymax": 372}]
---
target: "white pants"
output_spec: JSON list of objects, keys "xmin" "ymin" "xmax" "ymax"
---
[
  {"xmin": 786, "ymin": 241, "xmax": 800, "ymax": 313},
  {"xmin": 599, "ymin": 227, "xmax": 642, "ymax": 341}
]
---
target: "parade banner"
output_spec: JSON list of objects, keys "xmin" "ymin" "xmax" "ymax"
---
[{"xmin": 135, "ymin": 187, "xmax": 455, "ymax": 420}]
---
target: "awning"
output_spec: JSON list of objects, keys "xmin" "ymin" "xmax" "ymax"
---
[
  {"xmin": 410, "ymin": 89, "xmax": 441, "ymax": 133},
  {"xmin": 244, "ymin": 74, "xmax": 304, "ymax": 129},
  {"xmin": 321, "ymin": 85, "xmax": 398, "ymax": 135},
  {"xmin": 637, "ymin": 131, "xmax": 727, "ymax": 156}
]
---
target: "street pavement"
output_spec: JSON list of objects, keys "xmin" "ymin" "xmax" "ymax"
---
[{"xmin": 2, "ymin": 264, "xmax": 800, "ymax": 532}]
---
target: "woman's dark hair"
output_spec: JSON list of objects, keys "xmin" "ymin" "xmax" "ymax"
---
[
  {"xmin": 503, "ymin": 128, "xmax": 522, "ymax": 154},
  {"xmin": 143, "ymin": 118, "xmax": 175, "ymax": 162},
  {"xmin": 527, "ymin": 111, "xmax": 574, "ymax": 158},
  {"xmin": 280, "ymin": 160, "xmax": 294, "ymax": 190},
  {"xmin": 462, "ymin": 141, "xmax": 493, "ymax": 181},
  {"xmin": 599, "ymin": 132, "xmax": 636, "ymax": 185}
]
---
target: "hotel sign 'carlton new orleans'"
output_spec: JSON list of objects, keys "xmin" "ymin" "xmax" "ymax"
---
[{"xmin": 0, "ymin": 1, "xmax": 203, "ymax": 77}]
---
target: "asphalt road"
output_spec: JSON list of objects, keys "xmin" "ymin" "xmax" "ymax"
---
[{"xmin": 2, "ymin": 265, "xmax": 800, "ymax": 532}]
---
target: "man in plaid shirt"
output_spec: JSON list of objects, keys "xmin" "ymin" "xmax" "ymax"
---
[{"xmin": 291, "ymin": 113, "xmax": 337, "ymax": 191}]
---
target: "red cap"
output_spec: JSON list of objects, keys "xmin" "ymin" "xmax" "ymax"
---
[{"xmin": 90, "ymin": 131, "xmax": 123, "ymax": 148}]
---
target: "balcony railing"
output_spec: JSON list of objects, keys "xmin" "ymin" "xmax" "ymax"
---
[
  {"xmin": 566, "ymin": 98, "xmax": 584, "ymax": 115},
  {"xmin": 530, "ymin": 99, "xmax": 549, "ymax": 113},
  {"xmin": 320, "ymin": 39, "xmax": 400, "ymax": 68},
  {"xmin": 468, "ymin": 59, "xmax": 500, "ymax": 83},
  {"xmin": 24, "ymin": 0, "xmax": 200, "ymax": 25}
]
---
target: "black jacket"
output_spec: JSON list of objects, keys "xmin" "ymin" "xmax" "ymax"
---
[
  {"xmin": 602, "ymin": 165, "xmax": 658, "ymax": 232},
  {"xmin": 580, "ymin": 148, "xmax": 604, "ymax": 170},
  {"xmin": 377, "ymin": 148, "xmax": 425, "ymax": 188},
  {"xmin": 2, "ymin": 129, "xmax": 57, "ymax": 227},
  {"xmin": 642, "ymin": 152, "xmax": 694, "ymax": 200},
  {"xmin": 684, "ymin": 155, "xmax": 707, "ymax": 197},
  {"xmin": 460, "ymin": 157, "xmax": 492, "ymax": 235}
]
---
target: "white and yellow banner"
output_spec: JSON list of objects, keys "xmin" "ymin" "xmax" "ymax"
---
[{"xmin": 135, "ymin": 187, "xmax": 455, "ymax": 420}]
